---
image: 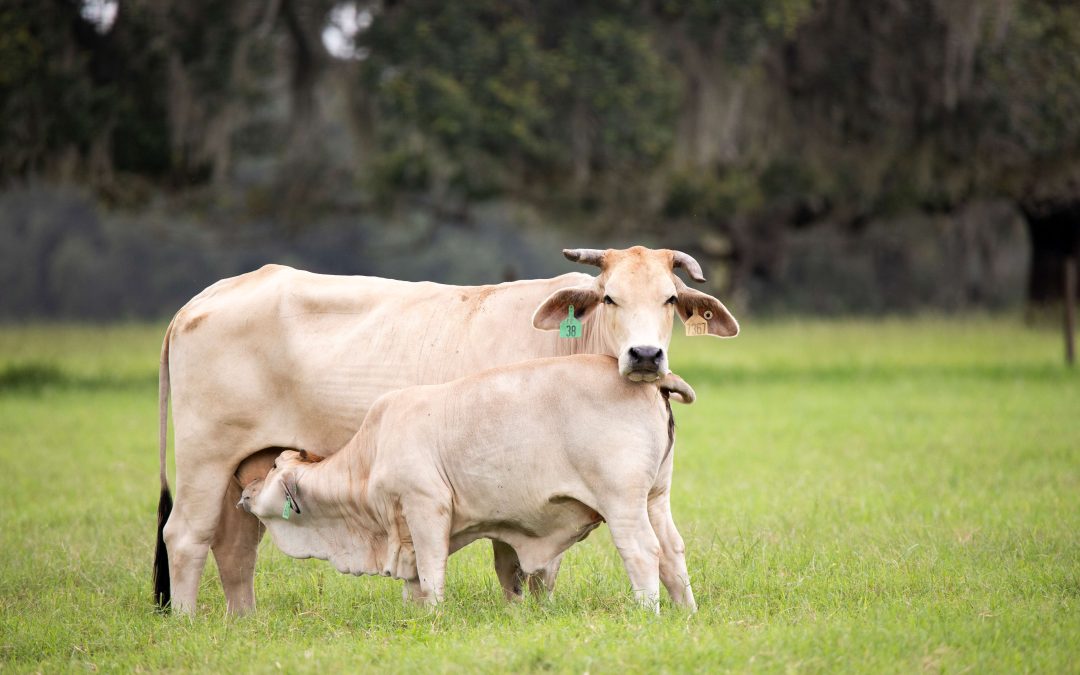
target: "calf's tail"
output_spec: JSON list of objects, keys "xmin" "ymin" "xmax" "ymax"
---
[{"xmin": 153, "ymin": 321, "xmax": 174, "ymax": 612}]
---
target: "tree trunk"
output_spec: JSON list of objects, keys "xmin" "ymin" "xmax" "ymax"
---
[{"xmin": 1020, "ymin": 200, "xmax": 1080, "ymax": 310}]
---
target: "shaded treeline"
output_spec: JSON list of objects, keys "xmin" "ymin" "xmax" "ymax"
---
[{"xmin": 1, "ymin": 0, "xmax": 1078, "ymax": 318}]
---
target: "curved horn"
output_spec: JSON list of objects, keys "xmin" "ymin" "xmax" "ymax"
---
[
  {"xmin": 671, "ymin": 250, "xmax": 706, "ymax": 283},
  {"xmin": 563, "ymin": 248, "xmax": 606, "ymax": 268}
]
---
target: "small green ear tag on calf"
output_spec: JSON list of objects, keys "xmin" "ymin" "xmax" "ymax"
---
[
  {"xmin": 282, "ymin": 495, "xmax": 293, "ymax": 520},
  {"xmin": 559, "ymin": 305, "xmax": 582, "ymax": 339}
]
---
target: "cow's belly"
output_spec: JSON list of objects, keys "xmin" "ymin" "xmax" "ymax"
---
[{"xmin": 449, "ymin": 497, "xmax": 604, "ymax": 573}]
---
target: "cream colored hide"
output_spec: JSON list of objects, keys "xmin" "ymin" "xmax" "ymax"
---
[
  {"xmin": 240, "ymin": 355, "xmax": 698, "ymax": 613},
  {"xmin": 157, "ymin": 246, "xmax": 737, "ymax": 615}
]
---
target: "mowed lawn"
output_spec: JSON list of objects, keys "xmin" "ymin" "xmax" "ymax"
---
[{"xmin": 0, "ymin": 318, "xmax": 1077, "ymax": 673}]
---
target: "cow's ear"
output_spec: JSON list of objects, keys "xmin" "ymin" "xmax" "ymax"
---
[
  {"xmin": 532, "ymin": 285, "xmax": 601, "ymax": 330},
  {"xmin": 675, "ymin": 283, "xmax": 738, "ymax": 337}
]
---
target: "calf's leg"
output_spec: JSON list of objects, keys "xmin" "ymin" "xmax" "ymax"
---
[
  {"xmin": 403, "ymin": 498, "xmax": 452, "ymax": 605},
  {"xmin": 606, "ymin": 508, "xmax": 662, "ymax": 613},
  {"xmin": 211, "ymin": 479, "xmax": 265, "ymax": 616},
  {"xmin": 647, "ymin": 494, "xmax": 696, "ymax": 611}
]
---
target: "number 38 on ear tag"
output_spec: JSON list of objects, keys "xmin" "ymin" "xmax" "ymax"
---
[
  {"xmin": 559, "ymin": 305, "xmax": 582, "ymax": 339},
  {"xmin": 685, "ymin": 308, "xmax": 710, "ymax": 337}
]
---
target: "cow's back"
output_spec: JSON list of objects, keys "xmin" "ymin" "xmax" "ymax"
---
[{"xmin": 167, "ymin": 265, "xmax": 595, "ymax": 462}]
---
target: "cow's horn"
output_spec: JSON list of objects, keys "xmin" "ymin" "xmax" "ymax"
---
[
  {"xmin": 563, "ymin": 248, "xmax": 606, "ymax": 268},
  {"xmin": 672, "ymin": 250, "xmax": 706, "ymax": 283}
]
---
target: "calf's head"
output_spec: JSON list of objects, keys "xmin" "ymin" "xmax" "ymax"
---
[
  {"xmin": 239, "ymin": 449, "xmax": 319, "ymax": 520},
  {"xmin": 532, "ymin": 246, "xmax": 738, "ymax": 380}
]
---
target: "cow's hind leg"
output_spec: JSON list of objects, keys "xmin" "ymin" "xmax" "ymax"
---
[
  {"xmin": 211, "ymin": 479, "xmax": 265, "ymax": 616},
  {"xmin": 493, "ymin": 542, "xmax": 563, "ymax": 601},
  {"xmin": 526, "ymin": 553, "xmax": 563, "ymax": 599},
  {"xmin": 402, "ymin": 578, "xmax": 424, "ymax": 605},
  {"xmin": 162, "ymin": 463, "xmax": 234, "ymax": 615},
  {"xmin": 492, "ymin": 541, "xmax": 526, "ymax": 601}
]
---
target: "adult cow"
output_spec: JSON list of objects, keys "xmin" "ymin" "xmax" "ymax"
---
[{"xmin": 155, "ymin": 246, "xmax": 738, "ymax": 615}]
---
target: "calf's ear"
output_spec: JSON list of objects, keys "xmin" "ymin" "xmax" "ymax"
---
[
  {"xmin": 660, "ymin": 374, "xmax": 696, "ymax": 404},
  {"xmin": 280, "ymin": 471, "xmax": 302, "ymax": 515},
  {"xmin": 675, "ymin": 281, "xmax": 739, "ymax": 337},
  {"xmin": 532, "ymin": 285, "xmax": 601, "ymax": 330}
]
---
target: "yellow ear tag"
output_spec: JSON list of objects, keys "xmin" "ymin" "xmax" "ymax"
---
[{"xmin": 685, "ymin": 308, "xmax": 709, "ymax": 337}]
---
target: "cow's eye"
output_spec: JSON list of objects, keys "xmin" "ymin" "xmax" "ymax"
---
[
  {"xmin": 272, "ymin": 462, "xmax": 277, "ymax": 470},
  {"xmin": 603, "ymin": 295, "xmax": 615, "ymax": 306},
  {"xmin": 665, "ymin": 296, "xmax": 678, "ymax": 305}
]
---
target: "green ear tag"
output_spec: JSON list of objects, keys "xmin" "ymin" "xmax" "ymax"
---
[
  {"xmin": 559, "ymin": 305, "xmax": 582, "ymax": 339},
  {"xmin": 282, "ymin": 495, "xmax": 292, "ymax": 520}
]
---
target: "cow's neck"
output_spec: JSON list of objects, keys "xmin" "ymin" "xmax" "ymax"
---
[
  {"xmin": 551, "ymin": 309, "xmax": 609, "ymax": 359},
  {"xmin": 300, "ymin": 436, "xmax": 378, "ymax": 521}
]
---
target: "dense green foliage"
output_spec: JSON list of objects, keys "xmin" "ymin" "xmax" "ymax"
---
[
  {"xmin": 364, "ymin": 1, "xmax": 677, "ymax": 205},
  {"xmin": 2, "ymin": 1, "xmax": 1079, "ymax": 317},
  {"xmin": 2, "ymin": 320, "xmax": 1077, "ymax": 671},
  {"xmin": 4, "ymin": 1, "xmax": 1079, "ymax": 214}
]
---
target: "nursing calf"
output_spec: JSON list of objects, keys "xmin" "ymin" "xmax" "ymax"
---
[{"xmin": 240, "ymin": 355, "xmax": 698, "ymax": 612}]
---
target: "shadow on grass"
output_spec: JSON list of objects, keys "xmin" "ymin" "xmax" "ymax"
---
[{"xmin": 0, "ymin": 362, "xmax": 156, "ymax": 394}]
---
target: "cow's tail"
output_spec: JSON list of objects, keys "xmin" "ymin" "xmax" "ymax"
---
[{"xmin": 153, "ymin": 319, "xmax": 175, "ymax": 612}]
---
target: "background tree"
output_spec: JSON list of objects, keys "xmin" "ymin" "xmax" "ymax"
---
[{"xmin": 1, "ymin": 0, "xmax": 1078, "ymax": 318}]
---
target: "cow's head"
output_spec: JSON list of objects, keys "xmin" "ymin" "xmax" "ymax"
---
[{"xmin": 532, "ymin": 246, "xmax": 738, "ymax": 381}]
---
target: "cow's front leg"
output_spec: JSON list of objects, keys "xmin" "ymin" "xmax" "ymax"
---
[
  {"xmin": 606, "ymin": 508, "xmax": 662, "ymax": 613},
  {"xmin": 403, "ymin": 499, "xmax": 452, "ymax": 605},
  {"xmin": 647, "ymin": 492, "xmax": 696, "ymax": 611}
]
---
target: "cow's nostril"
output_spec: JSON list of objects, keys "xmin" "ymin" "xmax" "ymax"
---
[{"xmin": 628, "ymin": 346, "xmax": 663, "ymax": 365}]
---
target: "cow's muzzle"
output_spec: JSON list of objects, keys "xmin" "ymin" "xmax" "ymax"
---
[{"xmin": 626, "ymin": 346, "xmax": 664, "ymax": 381}]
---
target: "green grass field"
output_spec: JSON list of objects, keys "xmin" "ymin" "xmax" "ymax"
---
[{"xmin": 1, "ymin": 318, "xmax": 1077, "ymax": 673}]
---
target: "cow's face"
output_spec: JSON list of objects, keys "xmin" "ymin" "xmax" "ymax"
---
[{"xmin": 533, "ymin": 246, "xmax": 738, "ymax": 381}]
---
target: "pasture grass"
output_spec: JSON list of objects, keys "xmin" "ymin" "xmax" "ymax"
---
[{"xmin": 1, "ymin": 317, "xmax": 1077, "ymax": 673}]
